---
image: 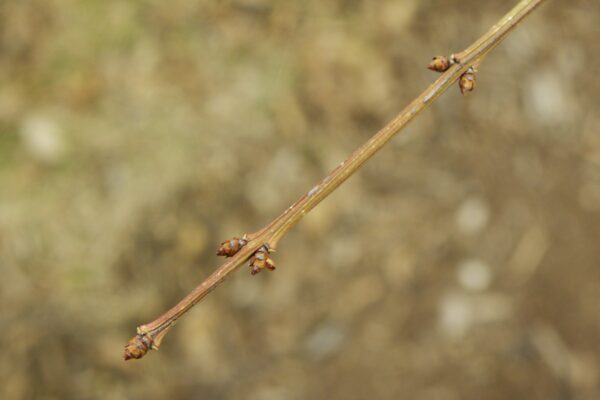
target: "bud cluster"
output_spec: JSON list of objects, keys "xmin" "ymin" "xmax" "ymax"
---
[
  {"xmin": 427, "ymin": 54, "xmax": 477, "ymax": 95},
  {"xmin": 249, "ymin": 244, "xmax": 276, "ymax": 275}
]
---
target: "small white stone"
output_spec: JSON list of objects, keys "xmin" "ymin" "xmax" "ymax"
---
[
  {"xmin": 457, "ymin": 259, "xmax": 492, "ymax": 292},
  {"xmin": 525, "ymin": 70, "xmax": 576, "ymax": 127},
  {"xmin": 438, "ymin": 292, "xmax": 511, "ymax": 340},
  {"xmin": 304, "ymin": 322, "xmax": 345, "ymax": 360},
  {"xmin": 455, "ymin": 197, "xmax": 489, "ymax": 234},
  {"xmin": 20, "ymin": 115, "xmax": 65, "ymax": 163},
  {"xmin": 438, "ymin": 293, "xmax": 473, "ymax": 339}
]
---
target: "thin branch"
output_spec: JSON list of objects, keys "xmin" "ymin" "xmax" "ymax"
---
[{"xmin": 124, "ymin": 0, "xmax": 546, "ymax": 360}]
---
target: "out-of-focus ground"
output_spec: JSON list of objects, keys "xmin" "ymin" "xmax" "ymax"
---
[{"xmin": 1, "ymin": 1, "xmax": 599, "ymax": 399}]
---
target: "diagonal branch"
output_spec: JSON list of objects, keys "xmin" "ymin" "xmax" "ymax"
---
[{"xmin": 124, "ymin": 0, "xmax": 547, "ymax": 361}]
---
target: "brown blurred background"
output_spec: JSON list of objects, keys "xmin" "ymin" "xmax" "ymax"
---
[{"xmin": 1, "ymin": 0, "xmax": 599, "ymax": 399}]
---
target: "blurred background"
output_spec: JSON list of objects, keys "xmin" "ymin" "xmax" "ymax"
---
[{"xmin": 1, "ymin": 0, "xmax": 599, "ymax": 399}]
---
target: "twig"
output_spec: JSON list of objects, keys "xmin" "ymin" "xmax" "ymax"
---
[{"xmin": 124, "ymin": 0, "xmax": 546, "ymax": 360}]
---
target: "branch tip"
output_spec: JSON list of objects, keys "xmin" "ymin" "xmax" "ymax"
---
[{"xmin": 123, "ymin": 332, "xmax": 153, "ymax": 361}]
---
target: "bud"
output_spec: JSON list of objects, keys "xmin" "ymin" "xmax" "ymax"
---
[
  {"xmin": 124, "ymin": 333, "xmax": 153, "ymax": 360},
  {"xmin": 249, "ymin": 245, "xmax": 276, "ymax": 275},
  {"xmin": 428, "ymin": 56, "xmax": 452, "ymax": 72},
  {"xmin": 216, "ymin": 235, "xmax": 248, "ymax": 257},
  {"xmin": 459, "ymin": 67, "xmax": 477, "ymax": 94}
]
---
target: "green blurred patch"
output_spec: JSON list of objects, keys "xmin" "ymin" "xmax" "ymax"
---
[{"xmin": 0, "ymin": 123, "xmax": 19, "ymax": 169}]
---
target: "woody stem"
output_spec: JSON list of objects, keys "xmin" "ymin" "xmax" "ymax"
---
[{"xmin": 124, "ymin": 0, "xmax": 546, "ymax": 360}]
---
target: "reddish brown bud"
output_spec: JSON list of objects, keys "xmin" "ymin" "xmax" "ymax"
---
[
  {"xmin": 428, "ymin": 56, "xmax": 453, "ymax": 72},
  {"xmin": 216, "ymin": 235, "xmax": 248, "ymax": 257},
  {"xmin": 124, "ymin": 333, "xmax": 153, "ymax": 360},
  {"xmin": 459, "ymin": 67, "xmax": 477, "ymax": 94},
  {"xmin": 249, "ymin": 245, "xmax": 276, "ymax": 275}
]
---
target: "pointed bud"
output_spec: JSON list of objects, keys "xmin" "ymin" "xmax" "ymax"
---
[
  {"xmin": 123, "ymin": 333, "xmax": 153, "ymax": 360},
  {"xmin": 428, "ymin": 56, "xmax": 453, "ymax": 72},
  {"xmin": 216, "ymin": 235, "xmax": 248, "ymax": 257},
  {"xmin": 459, "ymin": 67, "xmax": 477, "ymax": 94},
  {"xmin": 249, "ymin": 245, "xmax": 276, "ymax": 275},
  {"xmin": 265, "ymin": 257, "xmax": 276, "ymax": 271}
]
